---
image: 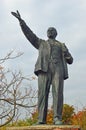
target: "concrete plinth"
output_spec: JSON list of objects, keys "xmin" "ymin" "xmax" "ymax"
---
[{"xmin": 6, "ymin": 125, "xmax": 81, "ymax": 130}]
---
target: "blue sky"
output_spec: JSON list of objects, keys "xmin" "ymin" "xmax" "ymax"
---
[{"xmin": 0, "ymin": 0, "xmax": 86, "ymax": 110}]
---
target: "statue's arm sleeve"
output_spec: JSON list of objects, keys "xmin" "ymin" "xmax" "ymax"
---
[
  {"xmin": 19, "ymin": 20, "xmax": 40, "ymax": 49},
  {"xmin": 62, "ymin": 43, "xmax": 73, "ymax": 64}
]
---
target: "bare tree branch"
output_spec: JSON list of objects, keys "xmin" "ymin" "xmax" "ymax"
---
[
  {"xmin": 0, "ymin": 51, "xmax": 38, "ymax": 127},
  {"xmin": 0, "ymin": 50, "xmax": 24, "ymax": 64}
]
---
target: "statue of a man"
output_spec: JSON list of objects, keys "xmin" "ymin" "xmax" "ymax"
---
[{"xmin": 11, "ymin": 11, "xmax": 73, "ymax": 125}]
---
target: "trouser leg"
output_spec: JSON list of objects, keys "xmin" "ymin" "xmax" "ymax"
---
[
  {"xmin": 38, "ymin": 72, "xmax": 51, "ymax": 123},
  {"xmin": 52, "ymin": 67, "xmax": 64, "ymax": 121}
]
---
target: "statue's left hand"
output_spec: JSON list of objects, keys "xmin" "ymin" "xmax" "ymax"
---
[{"xmin": 11, "ymin": 10, "xmax": 22, "ymax": 21}]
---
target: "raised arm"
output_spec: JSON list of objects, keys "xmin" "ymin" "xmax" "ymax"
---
[{"xmin": 11, "ymin": 10, "xmax": 39, "ymax": 49}]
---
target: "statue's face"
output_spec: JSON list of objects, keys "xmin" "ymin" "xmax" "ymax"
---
[{"xmin": 47, "ymin": 27, "xmax": 57, "ymax": 39}]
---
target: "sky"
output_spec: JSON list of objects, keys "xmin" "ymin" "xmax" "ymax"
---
[{"xmin": 0, "ymin": 0, "xmax": 86, "ymax": 110}]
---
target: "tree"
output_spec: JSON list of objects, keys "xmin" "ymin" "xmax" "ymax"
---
[
  {"xmin": 72, "ymin": 108, "xmax": 86, "ymax": 130},
  {"xmin": 62, "ymin": 104, "xmax": 75, "ymax": 124},
  {"xmin": 0, "ymin": 51, "xmax": 37, "ymax": 127},
  {"xmin": 27, "ymin": 104, "xmax": 75, "ymax": 125}
]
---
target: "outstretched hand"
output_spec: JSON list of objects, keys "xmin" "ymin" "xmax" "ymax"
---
[{"xmin": 11, "ymin": 10, "xmax": 21, "ymax": 21}]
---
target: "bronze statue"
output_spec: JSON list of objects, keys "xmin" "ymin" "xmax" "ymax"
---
[{"xmin": 11, "ymin": 11, "xmax": 73, "ymax": 125}]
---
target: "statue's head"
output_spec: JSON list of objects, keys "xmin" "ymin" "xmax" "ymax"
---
[{"xmin": 47, "ymin": 27, "xmax": 57, "ymax": 39}]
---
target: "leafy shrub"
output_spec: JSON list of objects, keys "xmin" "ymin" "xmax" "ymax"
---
[
  {"xmin": 1, "ymin": 104, "xmax": 86, "ymax": 130},
  {"xmin": 62, "ymin": 104, "xmax": 75, "ymax": 124},
  {"xmin": 72, "ymin": 108, "xmax": 86, "ymax": 130}
]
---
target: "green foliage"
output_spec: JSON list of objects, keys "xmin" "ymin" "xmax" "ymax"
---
[
  {"xmin": 24, "ymin": 104, "xmax": 75, "ymax": 125},
  {"xmin": 1, "ymin": 104, "xmax": 86, "ymax": 130},
  {"xmin": 30, "ymin": 109, "xmax": 38, "ymax": 124},
  {"xmin": 0, "ymin": 126, "xmax": 6, "ymax": 130},
  {"xmin": 11, "ymin": 120, "xmax": 29, "ymax": 126},
  {"xmin": 62, "ymin": 104, "xmax": 75, "ymax": 124}
]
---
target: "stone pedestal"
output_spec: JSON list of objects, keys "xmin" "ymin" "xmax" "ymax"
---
[{"xmin": 6, "ymin": 125, "xmax": 81, "ymax": 130}]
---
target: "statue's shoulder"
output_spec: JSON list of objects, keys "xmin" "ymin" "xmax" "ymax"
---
[
  {"xmin": 38, "ymin": 39, "xmax": 46, "ymax": 48},
  {"xmin": 38, "ymin": 39, "xmax": 46, "ymax": 45},
  {"xmin": 55, "ymin": 40, "xmax": 64, "ymax": 47}
]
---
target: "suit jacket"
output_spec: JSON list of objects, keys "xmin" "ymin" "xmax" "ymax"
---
[{"xmin": 20, "ymin": 20, "xmax": 73, "ymax": 80}]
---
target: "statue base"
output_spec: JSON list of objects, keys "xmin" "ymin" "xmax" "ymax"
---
[{"xmin": 6, "ymin": 125, "xmax": 81, "ymax": 130}]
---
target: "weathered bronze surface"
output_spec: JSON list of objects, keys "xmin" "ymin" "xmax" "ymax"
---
[{"xmin": 11, "ymin": 11, "xmax": 73, "ymax": 125}]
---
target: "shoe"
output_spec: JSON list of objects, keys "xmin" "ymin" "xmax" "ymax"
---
[{"xmin": 54, "ymin": 120, "xmax": 63, "ymax": 125}]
